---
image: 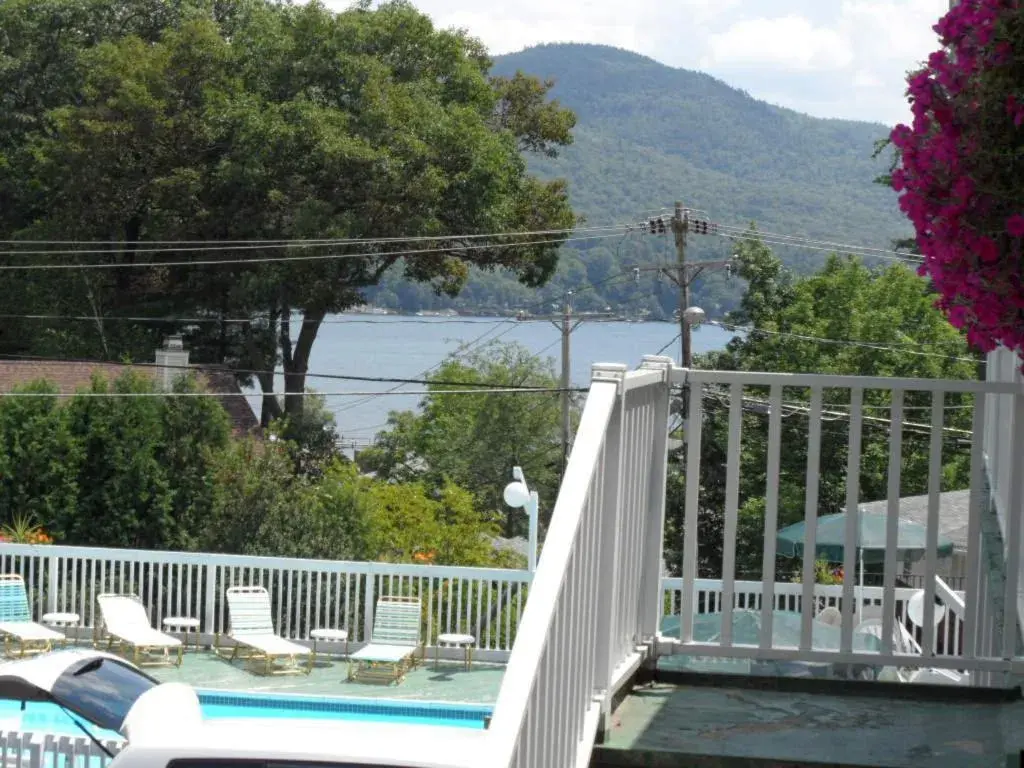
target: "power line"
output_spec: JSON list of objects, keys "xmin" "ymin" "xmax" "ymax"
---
[
  {"xmin": 0, "ymin": 387, "xmax": 580, "ymax": 399},
  {"xmin": 0, "ymin": 224, "xmax": 629, "ymax": 253},
  {"xmin": 712, "ymin": 222, "xmax": 923, "ymax": 262},
  {"xmin": 704, "ymin": 320, "xmax": 979, "ymax": 364},
  {"xmin": 0, "ymin": 312, "xmax": 638, "ymax": 326},
  {"xmin": 701, "ymin": 390, "xmax": 971, "ymax": 442},
  {"xmin": 331, "ymin": 316, "xmax": 524, "ymax": 416},
  {"xmin": 656, "ymin": 333, "xmax": 681, "ymax": 356},
  {"xmin": 0, "ymin": 233, "xmax": 625, "ymax": 270},
  {"xmin": 707, "ymin": 390, "xmax": 973, "ymax": 437},
  {"xmin": 0, "ymin": 352, "xmax": 588, "ymax": 392}
]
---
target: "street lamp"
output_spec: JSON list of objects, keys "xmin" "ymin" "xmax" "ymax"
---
[{"xmin": 503, "ymin": 466, "xmax": 539, "ymax": 572}]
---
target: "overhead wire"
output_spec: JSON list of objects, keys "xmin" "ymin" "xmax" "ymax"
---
[
  {"xmin": 0, "ymin": 352, "xmax": 587, "ymax": 392},
  {"xmin": 0, "ymin": 233, "xmax": 629, "ymax": 271},
  {"xmin": 0, "ymin": 224, "xmax": 631, "ymax": 252},
  {"xmin": 710, "ymin": 221, "xmax": 923, "ymax": 262},
  {"xmin": 704, "ymin": 319, "xmax": 980, "ymax": 364},
  {"xmin": 0, "ymin": 387, "xmax": 582, "ymax": 399}
]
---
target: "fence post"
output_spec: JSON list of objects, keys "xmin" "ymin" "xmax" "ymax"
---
[
  {"xmin": 47, "ymin": 555, "xmax": 59, "ymax": 615},
  {"xmin": 591, "ymin": 364, "xmax": 627, "ymax": 713},
  {"xmin": 203, "ymin": 563, "xmax": 216, "ymax": 638},
  {"xmin": 363, "ymin": 568, "xmax": 376, "ymax": 643},
  {"xmin": 637, "ymin": 356, "xmax": 673, "ymax": 644}
]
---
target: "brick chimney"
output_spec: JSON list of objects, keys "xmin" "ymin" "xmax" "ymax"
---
[{"xmin": 155, "ymin": 335, "xmax": 189, "ymax": 392}]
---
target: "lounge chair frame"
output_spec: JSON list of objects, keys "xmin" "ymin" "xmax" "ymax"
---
[
  {"xmin": 348, "ymin": 596, "xmax": 423, "ymax": 685},
  {"xmin": 216, "ymin": 585, "xmax": 313, "ymax": 676},
  {"xmin": 0, "ymin": 574, "xmax": 65, "ymax": 658},
  {"xmin": 94, "ymin": 593, "xmax": 183, "ymax": 668}
]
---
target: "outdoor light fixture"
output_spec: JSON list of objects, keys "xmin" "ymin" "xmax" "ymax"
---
[
  {"xmin": 682, "ymin": 306, "xmax": 706, "ymax": 326},
  {"xmin": 503, "ymin": 466, "xmax": 539, "ymax": 572}
]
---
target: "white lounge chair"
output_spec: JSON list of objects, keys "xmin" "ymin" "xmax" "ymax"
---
[
  {"xmin": 348, "ymin": 597, "xmax": 422, "ymax": 685},
  {"xmin": 96, "ymin": 593, "xmax": 182, "ymax": 667},
  {"xmin": 0, "ymin": 574, "xmax": 65, "ymax": 658},
  {"xmin": 855, "ymin": 616, "xmax": 933, "ymax": 683},
  {"xmin": 217, "ymin": 586, "xmax": 313, "ymax": 676}
]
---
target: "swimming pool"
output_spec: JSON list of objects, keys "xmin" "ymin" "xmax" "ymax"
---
[{"xmin": 0, "ymin": 690, "xmax": 493, "ymax": 739}]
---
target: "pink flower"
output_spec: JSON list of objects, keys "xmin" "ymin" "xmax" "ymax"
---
[{"xmin": 891, "ymin": 0, "xmax": 1024, "ymax": 361}]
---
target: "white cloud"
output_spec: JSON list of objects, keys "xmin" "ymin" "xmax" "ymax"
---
[
  {"xmin": 706, "ymin": 15, "xmax": 855, "ymax": 71},
  {"xmin": 318, "ymin": 0, "xmax": 950, "ymax": 125}
]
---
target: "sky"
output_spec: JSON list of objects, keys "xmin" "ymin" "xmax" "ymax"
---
[{"xmin": 342, "ymin": 0, "xmax": 951, "ymax": 127}]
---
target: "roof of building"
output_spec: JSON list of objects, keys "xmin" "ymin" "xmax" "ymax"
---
[
  {"xmin": 856, "ymin": 490, "xmax": 970, "ymax": 551},
  {"xmin": 0, "ymin": 360, "xmax": 259, "ymax": 436}
]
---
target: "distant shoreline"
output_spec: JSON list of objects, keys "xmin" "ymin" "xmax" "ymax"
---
[{"xmin": 344, "ymin": 306, "xmax": 678, "ymax": 323}]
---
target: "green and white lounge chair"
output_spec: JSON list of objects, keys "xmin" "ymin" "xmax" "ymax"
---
[
  {"xmin": 348, "ymin": 597, "xmax": 423, "ymax": 685},
  {"xmin": 96, "ymin": 593, "xmax": 183, "ymax": 667},
  {"xmin": 0, "ymin": 574, "xmax": 65, "ymax": 658},
  {"xmin": 216, "ymin": 586, "xmax": 313, "ymax": 676}
]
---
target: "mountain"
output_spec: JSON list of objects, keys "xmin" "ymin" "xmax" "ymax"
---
[{"xmin": 368, "ymin": 44, "xmax": 912, "ymax": 318}]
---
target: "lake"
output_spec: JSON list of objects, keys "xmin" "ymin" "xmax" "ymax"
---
[{"xmin": 244, "ymin": 315, "xmax": 736, "ymax": 441}]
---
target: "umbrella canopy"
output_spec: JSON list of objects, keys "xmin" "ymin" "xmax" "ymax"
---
[{"xmin": 776, "ymin": 510, "xmax": 954, "ymax": 565}]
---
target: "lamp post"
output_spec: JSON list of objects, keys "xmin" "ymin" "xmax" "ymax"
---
[{"xmin": 503, "ymin": 466, "xmax": 539, "ymax": 572}]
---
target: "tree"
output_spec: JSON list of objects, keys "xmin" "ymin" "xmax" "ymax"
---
[
  {"xmin": 58, "ymin": 370, "xmax": 233, "ymax": 550},
  {"xmin": 0, "ymin": 381, "xmax": 81, "ymax": 538},
  {"xmin": 159, "ymin": 373, "xmax": 232, "ymax": 549},
  {"xmin": 200, "ymin": 446, "xmax": 370, "ymax": 561},
  {"xmin": 1, "ymin": 1, "xmax": 577, "ymax": 428},
  {"xmin": 357, "ymin": 341, "xmax": 567, "ymax": 537},
  {"xmin": 890, "ymin": 0, "xmax": 1024, "ymax": 359},
  {"xmin": 363, "ymin": 479, "xmax": 501, "ymax": 567},
  {"xmin": 63, "ymin": 372, "xmax": 173, "ymax": 548},
  {"xmin": 664, "ymin": 233, "xmax": 981, "ymax": 578}
]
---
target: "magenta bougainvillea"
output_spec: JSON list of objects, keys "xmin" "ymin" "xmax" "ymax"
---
[{"xmin": 891, "ymin": 0, "xmax": 1024, "ymax": 356}]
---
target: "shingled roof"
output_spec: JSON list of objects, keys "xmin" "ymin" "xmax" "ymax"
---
[
  {"xmin": 856, "ymin": 490, "xmax": 970, "ymax": 552},
  {"xmin": 0, "ymin": 360, "xmax": 259, "ymax": 436}
]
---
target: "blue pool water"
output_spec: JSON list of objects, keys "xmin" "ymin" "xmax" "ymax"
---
[{"xmin": 0, "ymin": 691, "xmax": 492, "ymax": 739}]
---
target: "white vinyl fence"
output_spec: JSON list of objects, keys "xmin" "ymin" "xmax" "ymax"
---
[
  {"xmin": 0, "ymin": 545, "xmax": 530, "ymax": 656},
  {"xmin": 0, "ymin": 730, "xmax": 123, "ymax": 768},
  {"xmin": 671, "ymin": 367, "xmax": 1023, "ymax": 681}
]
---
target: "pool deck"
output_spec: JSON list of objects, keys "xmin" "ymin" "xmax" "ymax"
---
[
  {"xmin": 593, "ymin": 681, "xmax": 1024, "ymax": 768},
  {"xmin": 148, "ymin": 649, "xmax": 505, "ymax": 705}
]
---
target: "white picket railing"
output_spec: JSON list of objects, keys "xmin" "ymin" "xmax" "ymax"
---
[
  {"xmin": 671, "ymin": 367, "xmax": 1024, "ymax": 679},
  {"xmin": 0, "ymin": 730, "xmax": 123, "ymax": 767},
  {"xmin": 982, "ymin": 346, "xmax": 1024, "ymax": 675},
  {"xmin": 0, "ymin": 545, "xmax": 531, "ymax": 655},
  {"xmin": 487, "ymin": 357, "xmax": 672, "ymax": 768},
  {"xmin": 661, "ymin": 578, "xmax": 968, "ymax": 657}
]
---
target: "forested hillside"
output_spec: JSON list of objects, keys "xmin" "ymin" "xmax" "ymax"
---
[{"xmin": 368, "ymin": 44, "xmax": 912, "ymax": 318}]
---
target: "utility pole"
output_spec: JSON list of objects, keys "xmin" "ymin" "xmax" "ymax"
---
[
  {"xmin": 559, "ymin": 293, "xmax": 575, "ymax": 472},
  {"xmin": 529, "ymin": 292, "xmax": 612, "ymax": 472},
  {"xmin": 671, "ymin": 201, "xmax": 692, "ymax": 368},
  {"xmin": 638, "ymin": 204, "xmax": 730, "ymax": 369}
]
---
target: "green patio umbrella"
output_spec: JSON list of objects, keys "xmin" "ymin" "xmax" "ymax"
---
[
  {"xmin": 777, "ymin": 510, "xmax": 954, "ymax": 615},
  {"xmin": 776, "ymin": 510, "xmax": 954, "ymax": 565}
]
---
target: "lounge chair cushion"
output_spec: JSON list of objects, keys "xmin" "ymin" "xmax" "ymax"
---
[
  {"xmin": 98, "ymin": 594, "xmax": 180, "ymax": 648},
  {"xmin": 0, "ymin": 621, "xmax": 64, "ymax": 642},
  {"xmin": 351, "ymin": 644, "xmax": 416, "ymax": 663},
  {"xmin": 118, "ymin": 625, "xmax": 182, "ymax": 649},
  {"xmin": 236, "ymin": 633, "xmax": 309, "ymax": 657}
]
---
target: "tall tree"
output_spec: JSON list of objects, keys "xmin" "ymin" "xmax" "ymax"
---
[{"xmin": 0, "ymin": 0, "xmax": 577, "ymax": 429}]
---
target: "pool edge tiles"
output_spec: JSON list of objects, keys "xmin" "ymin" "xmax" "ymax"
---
[{"xmin": 197, "ymin": 689, "xmax": 493, "ymax": 729}]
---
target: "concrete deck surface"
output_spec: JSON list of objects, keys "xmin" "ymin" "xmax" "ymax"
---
[{"xmin": 594, "ymin": 683, "xmax": 1023, "ymax": 768}]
